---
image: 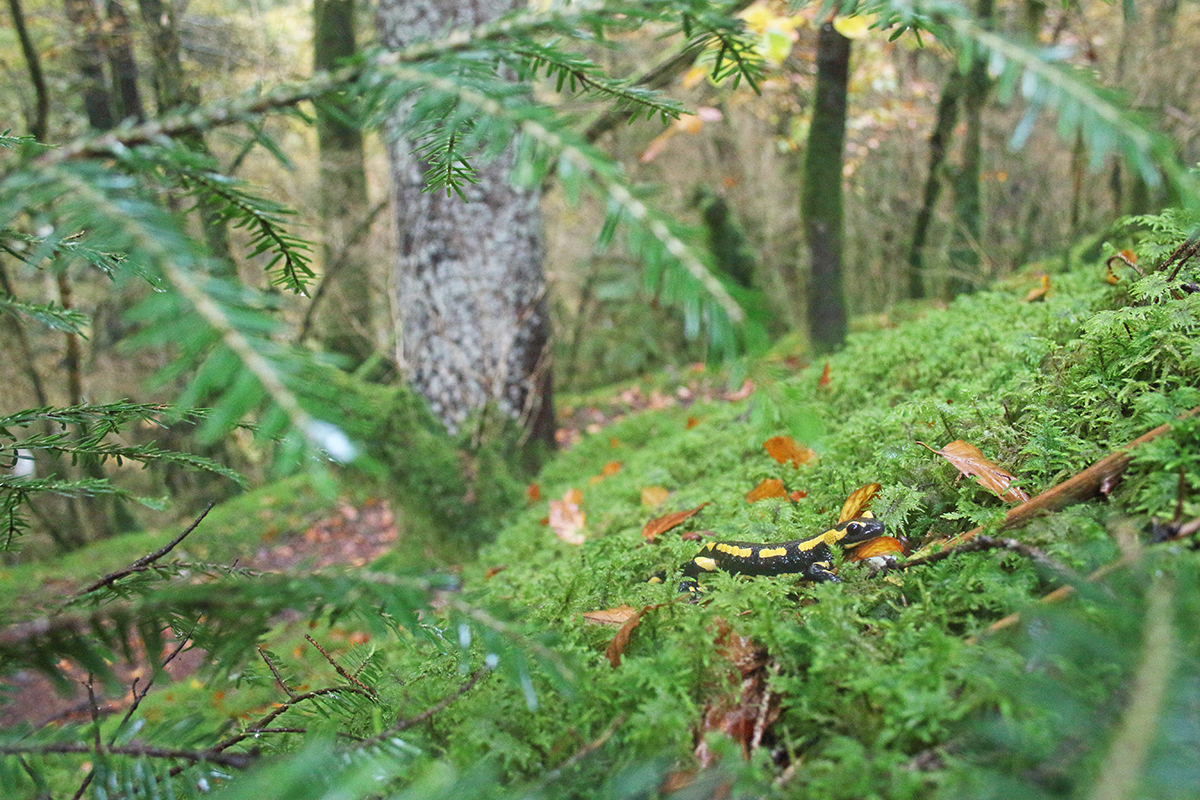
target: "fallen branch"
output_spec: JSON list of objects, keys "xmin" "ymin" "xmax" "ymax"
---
[{"xmin": 916, "ymin": 405, "xmax": 1200, "ymax": 553}]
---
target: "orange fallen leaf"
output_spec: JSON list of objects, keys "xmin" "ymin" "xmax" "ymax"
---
[
  {"xmin": 686, "ymin": 416, "xmax": 700, "ymax": 429},
  {"xmin": 1105, "ymin": 262, "xmax": 1120, "ymax": 284},
  {"xmin": 484, "ymin": 565, "xmax": 508, "ymax": 579},
  {"xmin": 1025, "ymin": 274, "xmax": 1050, "ymax": 303},
  {"xmin": 818, "ymin": 362, "xmax": 832, "ymax": 388},
  {"xmin": 918, "ymin": 440, "xmax": 1030, "ymax": 503},
  {"xmin": 789, "ymin": 490, "xmax": 808, "ymax": 501},
  {"xmin": 605, "ymin": 601, "xmax": 678, "ymax": 667},
  {"xmin": 727, "ymin": 379, "xmax": 754, "ymax": 401},
  {"xmin": 548, "ymin": 488, "xmax": 586, "ymax": 544},
  {"xmin": 839, "ymin": 482, "xmax": 881, "ymax": 522},
  {"xmin": 582, "ymin": 605, "xmax": 640, "ymax": 625},
  {"xmin": 641, "ymin": 486, "xmax": 670, "ymax": 507},
  {"xmin": 526, "ymin": 483, "xmax": 541, "ymax": 502},
  {"xmin": 642, "ymin": 502, "xmax": 710, "ymax": 542},
  {"xmin": 746, "ymin": 478, "xmax": 787, "ymax": 503},
  {"xmin": 763, "ymin": 435, "xmax": 816, "ymax": 467},
  {"xmin": 601, "ymin": 461, "xmax": 622, "ymax": 476},
  {"xmin": 846, "ymin": 536, "xmax": 905, "ymax": 562},
  {"xmin": 610, "ymin": 437, "xmax": 620, "ymax": 448}
]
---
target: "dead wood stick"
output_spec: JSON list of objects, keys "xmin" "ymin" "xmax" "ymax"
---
[{"xmin": 920, "ymin": 405, "xmax": 1200, "ymax": 553}]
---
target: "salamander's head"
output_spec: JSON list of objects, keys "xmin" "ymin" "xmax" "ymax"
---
[{"xmin": 831, "ymin": 512, "xmax": 885, "ymax": 548}]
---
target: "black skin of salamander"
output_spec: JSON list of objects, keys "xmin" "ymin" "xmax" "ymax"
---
[{"xmin": 679, "ymin": 516, "xmax": 886, "ymax": 592}]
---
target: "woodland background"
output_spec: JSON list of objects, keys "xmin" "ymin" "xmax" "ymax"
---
[{"xmin": 1, "ymin": 0, "xmax": 1199, "ymax": 797}]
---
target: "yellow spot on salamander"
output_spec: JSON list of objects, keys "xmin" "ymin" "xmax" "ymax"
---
[
  {"xmin": 796, "ymin": 530, "xmax": 836, "ymax": 551},
  {"xmin": 757, "ymin": 547, "xmax": 787, "ymax": 558},
  {"xmin": 716, "ymin": 544, "xmax": 753, "ymax": 558},
  {"xmin": 693, "ymin": 556, "xmax": 719, "ymax": 572}
]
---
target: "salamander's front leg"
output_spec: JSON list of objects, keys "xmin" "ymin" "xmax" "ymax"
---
[{"xmin": 805, "ymin": 559, "xmax": 840, "ymax": 583}]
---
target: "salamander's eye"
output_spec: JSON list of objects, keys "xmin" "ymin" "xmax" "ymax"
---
[{"xmin": 846, "ymin": 522, "xmax": 862, "ymax": 536}]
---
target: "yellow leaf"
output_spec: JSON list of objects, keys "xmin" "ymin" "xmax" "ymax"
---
[
  {"xmin": 839, "ymin": 482, "xmax": 881, "ymax": 522},
  {"xmin": 641, "ymin": 486, "xmax": 670, "ymax": 507},
  {"xmin": 832, "ymin": 14, "xmax": 874, "ymax": 39}
]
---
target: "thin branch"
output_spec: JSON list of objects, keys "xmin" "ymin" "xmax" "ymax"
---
[
  {"xmin": 79, "ymin": 503, "xmax": 214, "ymax": 595},
  {"xmin": 900, "ymin": 534, "xmax": 1077, "ymax": 579},
  {"xmin": 7, "ymin": 0, "xmax": 48, "ymax": 141},
  {"xmin": 258, "ymin": 645, "xmax": 296, "ymax": 699},
  {"xmin": 305, "ymin": 634, "xmax": 379, "ymax": 699},
  {"xmin": 389, "ymin": 665, "xmax": 489, "ymax": 734},
  {"xmin": 0, "ymin": 741, "xmax": 255, "ymax": 768}
]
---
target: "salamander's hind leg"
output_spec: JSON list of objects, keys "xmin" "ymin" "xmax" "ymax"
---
[{"xmin": 806, "ymin": 560, "xmax": 840, "ymax": 583}]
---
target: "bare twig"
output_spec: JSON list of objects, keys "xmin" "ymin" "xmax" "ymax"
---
[
  {"xmin": 1162, "ymin": 231, "xmax": 1200, "ymax": 281},
  {"xmin": 116, "ymin": 620, "xmax": 200, "ymax": 733},
  {"xmin": 79, "ymin": 503, "xmax": 214, "ymax": 595},
  {"xmin": 258, "ymin": 645, "xmax": 296, "ymax": 699},
  {"xmin": 305, "ymin": 635, "xmax": 379, "ymax": 699},
  {"xmin": 0, "ymin": 740, "xmax": 255, "ymax": 769},
  {"xmin": 1106, "ymin": 251, "xmax": 1145, "ymax": 278},
  {"xmin": 390, "ymin": 665, "xmax": 489, "ymax": 734}
]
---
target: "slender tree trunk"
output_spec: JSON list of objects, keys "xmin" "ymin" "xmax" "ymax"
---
[
  {"xmin": 64, "ymin": 0, "xmax": 114, "ymax": 131},
  {"xmin": 313, "ymin": 0, "xmax": 374, "ymax": 366},
  {"xmin": 908, "ymin": 71, "xmax": 963, "ymax": 299},
  {"xmin": 947, "ymin": 0, "xmax": 994, "ymax": 297},
  {"xmin": 104, "ymin": 0, "xmax": 144, "ymax": 123},
  {"xmin": 8, "ymin": 0, "xmax": 49, "ymax": 141},
  {"xmin": 377, "ymin": 0, "xmax": 555, "ymax": 464},
  {"xmin": 802, "ymin": 22, "xmax": 851, "ymax": 353},
  {"xmin": 137, "ymin": 0, "xmax": 234, "ymax": 270}
]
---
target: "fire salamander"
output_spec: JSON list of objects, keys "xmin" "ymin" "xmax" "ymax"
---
[{"xmin": 678, "ymin": 513, "xmax": 885, "ymax": 593}]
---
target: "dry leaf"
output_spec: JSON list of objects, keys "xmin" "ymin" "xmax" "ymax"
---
[
  {"xmin": 1025, "ymin": 274, "xmax": 1051, "ymax": 303},
  {"xmin": 548, "ymin": 489, "xmax": 586, "ymax": 544},
  {"xmin": 838, "ymin": 482, "xmax": 881, "ymax": 522},
  {"xmin": 918, "ymin": 440, "xmax": 1030, "ymax": 503},
  {"xmin": 610, "ymin": 437, "xmax": 620, "ymax": 448},
  {"xmin": 642, "ymin": 502, "xmax": 710, "ymax": 542},
  {"xmin": 526, "ymin": 483, "xmax": 541, "ymax": 502},
  {"xmin": 847, "ymin": 536, "xmax": 905, "ymax": 562},
  {"xmin": 746, "ymin": 478, "xmax": 787, "ymax": 503},
  {"xmin": 789, "ymin": 490, "xmax": 808, "ymax": 501},
  {"xmin": 582, "ymin": 605, "xmax": 640, "ymax": 625},
  {"xmin": 484, "ymin": 565, "xmax": 508, "ymax": 579},
  {"xmin": 686, "ymin": 416, "xmax": 700, "ymax": 429},
  {"xmin": 606, "ymin": 607, "xmax": 646, "ymax": 667},
  {"xmin": 818, "ymin": 362, "xmax": 832, "ymax": 388},
  {"xmin": 763, "ymin": 435, "xmax": 816, "ymax": 467},
  {"xmin": 641, "ymin": 486, "xmax": 670, "ymax": 507},
  {"xmin": 727, "ymin": 379, "xmax": 754, "ymax": 401},
  {"xmin": 601, "ymin": 461, "xmax": 622, "ymax": 476}
]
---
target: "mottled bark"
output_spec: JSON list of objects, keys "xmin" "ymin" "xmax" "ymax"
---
[
  {"xmin": 105, "ymin": 1, "xmax": 144, "ymax": 123},
  {"xmin": 377, "ymin": 0, "xmax": 555, "ymax": 458},
  {"xmin": 64, "ymin": 0, "xmax": 114, "ymax": 130},
  {"xmin": 313, "ymin": 0, "xmax": 373, "ymax": 365},
  {"xmin": 137, "ymin": 0, "xmax": 234, "ymax": 270},
  {"xmin": 908, "ymin": 71, "xmax": 963, "ymax": 299},
  {"xmin": 802, "ymin": 22, "xmax": 851, "ymax": 353},
  {"xmin": 947, "ymin": 0, "xmax": 993, "ymax": 297}
]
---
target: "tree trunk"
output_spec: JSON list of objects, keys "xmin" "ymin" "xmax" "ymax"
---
[
  {"xmin": 313, "ymin": 0, "xmax": 373, "ymax": 366},
  {"xmin": 64, "ymin": 0, "xmax": 114, "ymax": 131},
  {"xmin": 908, "ymin": 70, "xmax": 963, "ymax": 299},
  {"xmin": 137, "ymin": 0, "xmax": 234, "ymax": 270},
  {"xmin": 104, "ymin": 0, "xmax": 144, "ymax": 123},
  {"xmin": 802, "ymin": 22, "xmax": 851, "ymax": 353},
  {"xmin": 8, "ymin": 0, "xmax": 49, "ymax": 141},
  {"xmin": 947, "ymin": 0, "xmax": 993, "ymax": 297},
  {"xmin": 376, "ymin": 0, "xmax": 555, "ymax": 463}
]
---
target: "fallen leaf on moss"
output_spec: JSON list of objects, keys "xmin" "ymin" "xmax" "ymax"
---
[
  {"xmin": 602, "ymin": 461, "xmax": 622, "ymax": 476},
  {"xmin": 526, "ymin": 483, "xmax": 541, "ymax": 502},
  {"xmin": 1025, "ymin": 274, "xmax": 1050, "ymax": 303},
  {"xmin": 818, "ymin": 361, "xmax": 832, "ymax": 388},
  {"xmin": 789, "ymin": 490, "xmax": 807, "ymax": 501},
  {"xmin": 686, "ymin": 416, "xmax": 699, "ymax": 429},
  {"xmin": 484, "ymin": 565, "xmax": 508, "ymax": 579},
  {"xmin": 549, "ymin": 489, "xmax": 586, "ymax": 544},
  {"xmin": 641, "ymin": 486, "xmax": 670, "ymax": 507},
  {"xmin": 727, "ymin": 379, "xmax": 754, "ymax": 401},
  {"xmin": 919, "ymin": 440, "xmax": 1030, "ymax": 503},
  {"xmin": 839, "ymin": 482, "xmax": 881, "ymax": 522},
  {"xmin": 847, "ymin": 536, "xmax": 905, "ymax": 562},
  {"xmin": 582, "ymin": 605, "xmax": 640, "ymax": 625},
  {"xmin": 610, "ymin": 437, "xmax": 620, "ymax": 448},
  {"xmin": 642, "ymin": 503, "xmax": 709, "ymax": 542},
  {"xmin": 763, "ymin": 435, "xmax": 816, "ymax": 467},
  {"xmin": 746, "ymin": 478, "xmax": 787, "ymax": 503}
]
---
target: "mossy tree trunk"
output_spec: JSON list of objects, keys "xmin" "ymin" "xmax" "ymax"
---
[
  {"xmin": 802, "ymin": 21, "xmax": 851, "ymax": 353},
  {"xmin": 313, "ymin": 0, "xmax": 374, "ymax": 366},
  {"xmin": 104, "ymin": 0, "xmax": 144, "ymax": 123},
  {"xmin": 947, "ymin": 0, "xmax": 993, "ymax": 297},
  {"xmin": 376, "ymin": 0, "xmax": 555, "ymax": 466},
  {"xmin": 64, "ymin": 0, "xmax": 114, "ymax": 130},
  {"xmin": 908, "ymin": 70, "xmax": 963, "ymax": 299}
]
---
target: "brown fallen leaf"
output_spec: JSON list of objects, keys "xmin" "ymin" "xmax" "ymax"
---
[
  {"xmin": 642, "ymin": 502, "xmax": 710, "ymax": 542},
  {"xmin": 746, "ymin": 478, "xmax": 787, "ymax": 503},
  {"xmin": 601, "ymin": 461, "xmax": 622, "ymax": 476},
  {"xmin": 582, "ymin": 605, "xmax": 640, "ymax": 625},
  {"xmin": 1025, "ymin": 274, "xmax": 1050, "ymax": 303},
  {"xmin": 818, "ymin": 361, "xmax": 832, "ymax": 388},
  {"xmin": 789, "ymin": 490, "xmax": 808, "ymax": 501},
  {"xmin": 526, "ymin": 483, "xmax": 541, "ymax": 502},
  {"xmin": 839, "ymin": 482, "xmax": 881, "ymax": 522},
  {"xmin": 763, "ymin": 435, "xmax": 816, "ymax": 468},
  {"xmin": 919, "ymin": 440, "xmax": 1030, "ymax": 503},
  {"xmin": 548, "ymin": 488, "xmax": 586, "ymax": 544},
  {"xmin": 846, "ymin": 536, "xmax": 905, "ymax": 562},
  {"xmin": 484, "ymin": 565, "xmax": 508, "ymax": 579},
  {"xmin": 606, "ymin": 600, "xmax": 686, "ymax": 667},
  {"xmin": 641, "ymin": 486, "xmax": 670, "ymax": 508},
  {"xmin": 686, "ymin": 416, "xmax": 700, "ymax": 429}
]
